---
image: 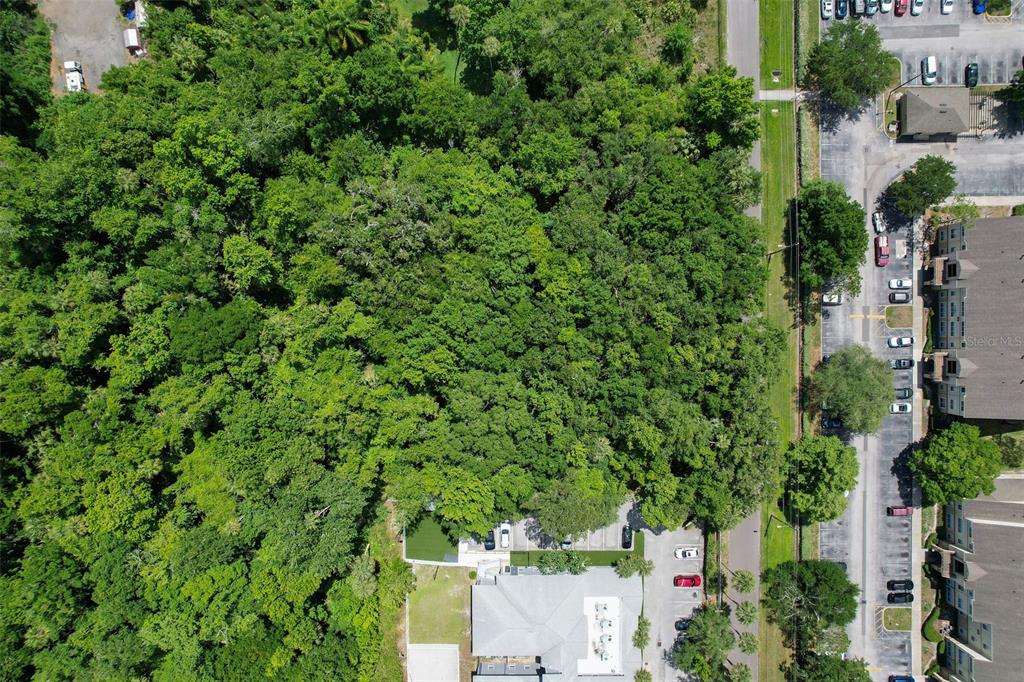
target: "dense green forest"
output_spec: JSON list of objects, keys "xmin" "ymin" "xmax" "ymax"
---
[{"xmin": 0, "ymin": 0, "xmax": 782, "ymax": 678}]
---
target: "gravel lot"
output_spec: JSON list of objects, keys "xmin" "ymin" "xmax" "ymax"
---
[{"xmin": 37, "ymin": 0, "xmax": 130, "ymax": 92}]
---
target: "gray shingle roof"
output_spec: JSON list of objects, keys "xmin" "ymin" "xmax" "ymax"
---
[{"xmin": 899, "ymin": 87, "xmax": 970, "ymax": 137}]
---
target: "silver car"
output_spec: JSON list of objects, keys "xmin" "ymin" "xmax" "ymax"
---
[
  {"xmin": 911, "ymin": 0, "xmax": 924, "ymax": 14},
  {"xmin": 890, "ymin": 402, "xmax": 913, "ymax": 414},
  {"xmin": 887, "ymin": 336, "xmax": 914, "ymax": 348}
]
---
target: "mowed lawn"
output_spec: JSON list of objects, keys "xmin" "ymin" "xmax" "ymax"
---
[
  {"xmin": 760, "ymin": 101, "xmax": 799, "ymax": 682},
  {"xmin": 761, "ymin": 0, "xmax": 795, "ymax": 89},
  {"xmin": 405, "ymin": 517, "xmax": 458, "ymax": 562},
  {"xmin": 409, "ymin": 565, "xmax": 472, "ymax": 644}
]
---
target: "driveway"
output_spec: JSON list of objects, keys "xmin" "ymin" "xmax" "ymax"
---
[
  {"xmin": 641, "ymin": 521, "xmax": 704, "ymax": 682},
  {"xmin": 37, "ymin": 0, "xmax": 130, "ymax": 92}
]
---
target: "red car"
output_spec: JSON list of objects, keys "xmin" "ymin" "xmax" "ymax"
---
[
  {"xmin": 895, "ymin": 0, "xmax": 908, "ymax": 14},
  {"xmin": 875, "ymin": 235, "xmax": 890, "ymax": 266},
  {"xmin": 674, "ymin": 574, "xmax": 702, "ymax": 587},
  {"xmin": 887, "ymin": 505, "xmax": 913, "ymax": 516}
]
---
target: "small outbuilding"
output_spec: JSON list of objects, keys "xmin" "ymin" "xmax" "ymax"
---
[
  {"xmin": 123, "ymin": 28, "xmax": 142, "ymax": 53},
  {"xmin": 898, "ymin": 87, "xmax": 970, "ymax": 141}
]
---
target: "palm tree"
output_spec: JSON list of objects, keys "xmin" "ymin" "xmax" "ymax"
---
[
  {"xmin": 736, "ymin": 602, "xmax": 758, "ymax": 626},
  {"xmin": 449, "ymin": 3, "xmax": 471, "ymax": 82},
  {"xmin": 306, "ymin": 0, "xmax": 372, "ymax": 55},
  {"xmin": 482, "ymin": 35, "xmax": 501, "ymax": 74}
]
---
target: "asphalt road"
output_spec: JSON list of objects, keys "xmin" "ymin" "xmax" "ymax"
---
[{"xmin": 37, "ymin": 0, "xmax": 130, "ymax": 92}]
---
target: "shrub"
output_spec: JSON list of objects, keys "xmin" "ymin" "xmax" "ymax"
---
[
  {"xmin": 1012, "ymin": 203, "xmax": 1024, "ymax": 216},
  {"xmin": 923, "ymin": 606, "xmax": 944, "ymax": 643}
]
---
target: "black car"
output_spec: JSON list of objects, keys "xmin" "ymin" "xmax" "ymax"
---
[
  {"xmin": 965, "ymin": 62, "xmax": 979, "ymax": 88},
  {"xmin": 895, "ymin": 387, "xmax": 913, "ymax": 400},
  {"xmin": 887, "ymin": 579, "xmax": 914, "ymax": 591},
  {"xmin": 484, "ymin": 530, "xmax": 496, "ymax": 551},
  {"xmin": 622, "ymin": 525, "xmax": 633, "ymax": 550},
  {"xmin": 887, "ymin": 592, "xmax": 914, "ymax": 604},
  {"xmin": 674, "ymin": 618, "xmax": 692, "ymax": 632},
  {"xmin": 822, "ymin": 416, "xmax": 843, "ymax": 430},
  {"xmin": 889, "ymin": 291, "xmax": 911, "ymax": 304},
  {"xmin": 891, "ymin": 358, "xmax": 914, "ymax": 369}
]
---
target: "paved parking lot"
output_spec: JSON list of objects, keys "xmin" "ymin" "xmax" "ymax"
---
[
  {"xmin": 821, "ymin": 4, "xmax": 1024, "ymax": 87},
  {"xmin": 508, "ymin": 502, "xmax": 633, "ymax": 551},
  {"xmin": 643, "ymin": 522, "xmax": 704, "ymax": 682}
]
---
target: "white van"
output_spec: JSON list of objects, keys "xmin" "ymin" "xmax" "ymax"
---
[{"xmin": 921, "ymin": 56, "xmax": 938, "ymax": 85}]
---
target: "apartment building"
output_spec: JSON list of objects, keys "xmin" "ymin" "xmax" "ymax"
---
[
  {"xmin": 938, "ymin": 475, "xmax": 1024, "ymax": 682},
  {"xmin": 926, "ymin": 217, "xmax": 1024, "ymax": 420}
]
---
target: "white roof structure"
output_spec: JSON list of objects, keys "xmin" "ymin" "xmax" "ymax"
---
[
  {"xmin": 472, "ymin": 568, "xmax": 643, "ymax": 680},
  {"xmin": 407, "ymin": 644, "xmax": 459, "ymax": 682}
]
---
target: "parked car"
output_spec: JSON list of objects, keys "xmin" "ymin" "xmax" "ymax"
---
[
  {"xmin": 888, "ymin": 592, "xmax": 914, "ymax": 604},
  {"xmin": 837, "ymin": 0, "xmax": 849, "ymax": 17},
  {"xmin": 854, "ymin": 0, "xmax": 866, "ymax": 13},
  {"xmin": 889, "ymin": 676, "xmax": 914, "ymax": 682},
  {"xmin": 881, "ymin": 0, "xmax": 894, "ymax": 11},
  {"xmin": 895, "ymin": 0, "xmax": 909, "ymax": 13},
  {"xmin": 889, "ymin": 291, "xmax": 911, "ymax": 303},
  {"xmin": 484, "ymin": 530, "xmax": 496, "ymax": 550},
  {"xmin": 875, "ymin": 235, "xmax": 890, "ymax": 266},
  {"xmin": 966, "ymin": 62, "xmax": 979, "ymax": 88},
  {"xmin": 888, "ymin": 278, "xmax": 911, "ymax": 289},
  {"xmin": 499, "ymin": 521, "xmax": 512, "ymax": 549},
  {"xmin": 921, "ymin": 55, "xmax": 937, "ymax": 85},
  {"xmin": 63, "ymin": 61, "xmax": 84, "ymax": 93},
  {"xmin": 887, "ymin": 336, "xmax": 914, "ymax": 348},
  {"xmin": 941, "ymin": 0, "xmax": 955, "ymax": 12},
  {"xmin": 890, "ymin": 402, "xmax": 912, "ymax": 414},
  {"xmin": 560, "ymin": 537, "xmax": 574, "ymax": 549},
  {"xmin": 622, "ymin": 524, "xmax": 633, "ymax": 550},
  {"xmin": 674, "ymin": 547, "xmax": 699, "ymax": 559},
  {"xmin": 887, "ymin": 579, "xmax": 914, "ymax": 591},
  {"xmin": 972, "ymin": 0, "xmax": 986, "ymax": 13},
  {"xmin": 887, "ymin": 505, "xmax": 914, "ymax": 516},
  {"xmin": 911, "ymin": 0, "xmax": 925, "ymax": 13},
  {"xmin": 891, "ymin": 358, "xmax": 914, "ymax": 369},
  {"xmin": 873, "ymin": 211, "xmax": 886, "ymax": 234},
  {"xmin": 675, "ymin": 618, "xmax": 692, "ymax": 632},
  {"xmin": 866, "ymin": 0, "xmax": 879, "ymax": 13},
  {"xmin": 895, "ymin": 387, "xmax": 913, "ymax": 399},
  {"xmin": 823, "ymin": 291, "xmax": 842, "ymax": 305},
  {"xmin": 822, "ymin": 0, "xmax": 834, "ymax": 17},
  {"xmin": 822, "ymin": 416, "xmax": 843, "ymax": 430},
  {"xmin": 674, "ymin": 575, "xmax": 702, "ymax": 588}
]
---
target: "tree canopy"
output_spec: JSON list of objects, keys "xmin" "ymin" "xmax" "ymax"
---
[
  {"xmin": 787, "ymin": 435, "xmax": 859, "ymax": 522},
  {"xmin": 762, "ymin": 560, "xmax": 859, "ymax": 647},
  {"xmin": 911, "ymin": 422, "xmax": 1002, "ymax": 505},
  {"xmin": 798, "ymin": 179, "xmax": 868, "ymax": 295},
  {"xmin": 785, "ymin": 652, "xmax": 871, "ymax": 682},
  {"xmin": 887, "ymin": 155, "xmax": 957, "ymax": 217},
  {"xmin": 807, "ymin": 22, "xmax": 892, "ymax": 109},
  {"xmin": 812, "ymin": 345, "xmax": 892, "ymax": 433},
  {"xmin": 672, "ymin": 606, "xmax": 735, "ymax": 678},
  {"xmin": 0, "ymin": 0, "xmax": 783, "ymax": 677}
]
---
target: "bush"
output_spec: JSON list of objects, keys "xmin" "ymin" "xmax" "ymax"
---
[
  {"xmin": 468, "ymin": 570, "xmax": 477, "ymax": 580},
  {"xmin": 1012, "ymin": 203, "xmax": 1024, "ymax": 216},
  {"xmin": 923, "ymin": 606, "xmax": 944, "ymax": 643}
]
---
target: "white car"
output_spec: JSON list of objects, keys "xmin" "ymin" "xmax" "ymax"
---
[
  {"xmin": 888, "ymin": 278, "xmax": 912, "ymax": 289},
  {"xmin": 890, "ymin": 402, "xmax": 913, "ymax": 414},
  {"xmin": 911, "ymin": 0, "xmax": 925, "ymax": 14},
  {"xmin": 499, "ymin": 521, "xmax": 512, "ymax": 549},
  {"xmin": 921, "ymin": 55, "xmax": 937, "ymax": 85},
  {"xmin": 822, "ymin": 0, "xmax": 834, "ymax": 17},
  {"xmin": 674, "ymin": 547, "xmax": 699, "ymax": 559},
  {"xmin": 881, "ymin": 0, "xmax": 894, "ymax": 11},
  {"xmin": 941, "ymin": 0, "xmax": 954, "ymax": 12},
  {"xmin": 887, "ymin": 336, "xmax": 915, "ymax": 348},
  {"xmin": 872, "ymin": 212, "xmax": 886, "ymax": 234}
]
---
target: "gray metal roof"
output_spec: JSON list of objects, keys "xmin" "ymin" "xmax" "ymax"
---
[
  {"xmin": 940, "ymin": 218, "xmax": 1024, "ymax": 420},
  {"xmin": 471, "ymin": 568, "xmax": 643, "ymax": 681},
  {"xmin": 959, "ymin": 476, "xmax": 1024, "ymax": 682}
]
